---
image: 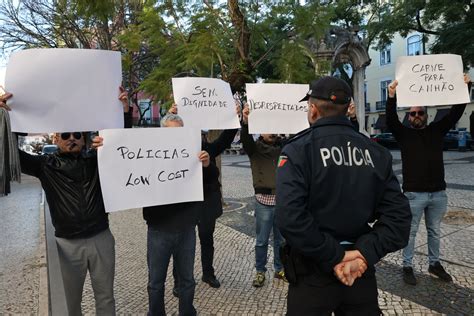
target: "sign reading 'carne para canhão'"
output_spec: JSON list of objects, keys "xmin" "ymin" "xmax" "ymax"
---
[{"xmin": 395, "ymin": 54, "xmax": 470, "ymax": 107}]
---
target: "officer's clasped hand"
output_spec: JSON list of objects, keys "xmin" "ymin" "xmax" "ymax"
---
[{"xmin": 333, "ymin": 250, "xmax": 368, "ymax": 286}]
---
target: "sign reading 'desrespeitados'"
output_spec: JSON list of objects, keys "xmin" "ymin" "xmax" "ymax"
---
[
  {"xmin": 246, "ymin": 83, "xmax": 309, "ymax": 134},
  {"xmin": 172, "ymin": 77, "xmax": 240, "ymax": 130},
  {"xmin": 395, "ymin": 54, "xmax": 470, "ymax": 107},
  {"xmin": 98, "ymin": 127, "xmax": 203, "ymax": 213}
]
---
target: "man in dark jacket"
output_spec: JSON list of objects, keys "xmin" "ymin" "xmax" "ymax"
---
[
  {"xmin": 241, "ymin": 105, "xmax": 287, "ymax": 287},
  {"xmin": 1, "ymin": 88, "xmax": 129, "ymax": 316},
  {"xmin": 276, "ymin": 76, "xmax": 411, "ymax": 315},
  {"xmin": 142, "ymin": 114, "xmax": 214, "ymax": 316},
  {"xmin": 386, "ymin": 75, "xmax": 471, "ymax": 285},
  {"xmin": 167, "ymin": 104, "xmax": 239, "ymax": 289}
]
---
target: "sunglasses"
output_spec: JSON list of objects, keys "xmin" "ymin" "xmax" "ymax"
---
[
  {"xmin": 409, "ymin": 111, "xmax": 425, "ymax": 117},
  {"xmin": 60, "ymin": 132, "xmax": 82, "ymax": 140}
]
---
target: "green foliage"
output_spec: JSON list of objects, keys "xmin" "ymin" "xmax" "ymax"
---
[{"xmin": 364, "ymin": 0, "xmax": 474, "ymax": 67}]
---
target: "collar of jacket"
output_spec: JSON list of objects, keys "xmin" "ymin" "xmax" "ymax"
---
[
  {"xmin": 56, "ymin": 150, "xmax": 87, "ymax": 159},
  {"xmin": 311, "ymin": 115, "xmax": 353, "ymax": 129}
]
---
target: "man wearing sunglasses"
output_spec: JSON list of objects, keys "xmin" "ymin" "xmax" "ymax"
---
[
  {"xmin": 386, "ymin": 75, "xmax": 471, "ymax": 286},
  {"xmin": 0, "ymin": 87, "xmax": 130, "ymax": 316}
]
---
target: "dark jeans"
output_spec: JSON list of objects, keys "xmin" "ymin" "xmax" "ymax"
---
[
  {"xmin": 287, "ymin": 269, "xmax": 381, "ymax": 316},
  {"xmin": 174, "ymin": 216, "xmax": 216, "ymax": 287},
  {"xmin": 147, "ymin": 225, "xmax": 196, "ymax": 316},
  {"xmin": 198, "ymin": 216, "xmax": 216, "ymax": 277}
]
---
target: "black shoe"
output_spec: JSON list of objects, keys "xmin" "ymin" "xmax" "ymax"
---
[
  {"xmin": 202, "ymin": 275, "xmax": 221, "ymax": 288},
  {"xmin": 172, "ymin": 287, "xmax": 179, "ymax": 298},
  {"xmin": 428, "ymin": 262, "xmax": 453, "ymax": 282},
  {"xmin": 402, "ymin": 267, "xmax": 417, "ymax": 285}
]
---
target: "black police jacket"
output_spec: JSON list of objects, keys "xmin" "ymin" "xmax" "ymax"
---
[
  {"xmin": 19, "ymin": 150, "xmax": 108, "ymax": 239},
  {"xmin": 275, "ymin": 116, "xmax": 411, "ymax": 273}
]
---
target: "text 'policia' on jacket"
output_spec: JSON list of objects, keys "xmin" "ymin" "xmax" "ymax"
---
[
  {"xmin": 276, "ymin": 116, "xmax": 411, "ymax": 272},
  {"xmin": 19, "ymin": 150, "xmax": 109, "ymax": 239}
]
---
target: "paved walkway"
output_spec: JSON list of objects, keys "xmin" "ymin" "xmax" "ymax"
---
[
  {"xmin": 79, "ymin": 153, "xmax": 474, "ymax": 315},
  {"xmin": 0, "ymin": 175, "xmax": 42, "ymax": 314},
  {"xmin": 81, "ymin": 203, "xmax": 474, "ymax": 315},
  {"xmin": 2, "ymin": 153, "xmax": 473, "ymax": 315}
]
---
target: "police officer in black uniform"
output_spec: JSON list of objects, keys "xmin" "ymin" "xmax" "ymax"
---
[{"xmin": 275, "ymin": 76, "xmax": 411, "ymax": 315}]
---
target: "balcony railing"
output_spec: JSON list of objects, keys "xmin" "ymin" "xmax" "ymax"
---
[{"xmin": 376, "ymin": 101, "xmax": 386, "ymax": 111}]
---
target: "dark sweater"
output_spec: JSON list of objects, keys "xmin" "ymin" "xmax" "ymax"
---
[
  {"xmin": 142, "ymin": 161, "xmax": 220, "ymax": 232},
  {"xmin": 240, "ymin": 124, "xmax": 282, "ymax": 195},
  {"xmin": 386, "ymin": 96, "xmax": 466, "ymax": 192},
  {"xmin": 201, "ymin": 129, "xmax": 238, "ymax": 219}
]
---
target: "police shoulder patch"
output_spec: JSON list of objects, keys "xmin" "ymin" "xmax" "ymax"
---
[{"xmin": 277, "ymin": 155, "xmax": 288, "ymax": 167}]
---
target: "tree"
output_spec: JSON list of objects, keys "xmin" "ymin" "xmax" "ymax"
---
[
  {"xmin": 0, "ymin": 0, "xmax": 151, "ymax": 124},
  {"xmin": 124, "ymin": 1, "xmax": 348, "ymax": 101},
  {"xmin": 363, "ymin": 0, "xmax": 474, "ymax": 67}
]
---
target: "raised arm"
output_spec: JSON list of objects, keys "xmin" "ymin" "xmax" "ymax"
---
[
  {"xmin": 240, "ymin": 104, "xmax": 257, "ymax": 156},
  {"xmin": 385, "ymin": 80, "xmax": 404, "ymax": 136},
  {"xmin": 206, "ymin": 129, "xmax": 239, "ymax": 159},
  {"xmin": 431, "ymin": 75, "xmax": 471, "ymax": 135}
]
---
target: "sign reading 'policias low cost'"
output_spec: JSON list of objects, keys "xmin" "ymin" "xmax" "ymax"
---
[{"xmin": 98, "ymin": 127, "xmax": 203, "ymax": 213}]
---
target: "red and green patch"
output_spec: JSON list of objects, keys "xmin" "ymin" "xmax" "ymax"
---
[{"xmin": 278, "ymin": 155, "xmax": 288, "ymax": 167}]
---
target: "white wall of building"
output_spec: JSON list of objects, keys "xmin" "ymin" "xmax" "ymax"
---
[{"xmin": 364, "ymin": 32, "xmax": 474, "ymax": 134}]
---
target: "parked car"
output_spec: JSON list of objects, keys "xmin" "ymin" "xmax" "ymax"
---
[
  {"xmin": 42, "ymin": 144, "xmax": 58, "ymax": 155},
  {"xmin": 370, "ymin": 133, "xmax": 398, "ymax": 149},
  {"xmin": 443, "ymin": 130, "xmax": 473, "ymax": 151}
]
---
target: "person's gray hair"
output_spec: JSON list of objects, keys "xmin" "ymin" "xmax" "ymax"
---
[{"xmin": 160, "ymin": 114, "xmax": 184, "ymax": 127}]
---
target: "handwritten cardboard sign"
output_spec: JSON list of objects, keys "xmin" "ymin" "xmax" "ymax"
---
[
  {"xmin": 98, "ymin": 127, "xmax": 203, "ymax": 213},
  {"xmin": 395, "ymin": 54, "xmax": 470, "ymax": 107},
  {"xmin": 246, "ymin": 83, "xmax": 309, "ymax": 134},
  {"xmin": 5, "ymin": 48, "xmax": 124, "ymax": 133},
  {"xmin": 172, "ymin": 77, "xmax": 240, "ymax": 130}
]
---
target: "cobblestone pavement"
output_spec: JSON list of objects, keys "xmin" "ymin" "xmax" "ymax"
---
[
  {"xmin": 0, "ymin": 175, "xmax": 42, "ymax": 314},
  {"xmin": 2, "ymin": 151, "xmax": 473, "ymax": 315},
  {"xmin": 78, "ymin": 151, "xmax": 474, "ymax": 315}
]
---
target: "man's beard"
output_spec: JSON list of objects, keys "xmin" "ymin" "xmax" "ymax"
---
[{"xmin": 410, "ymin": 118, "xmax": 426, "ymax": 129}]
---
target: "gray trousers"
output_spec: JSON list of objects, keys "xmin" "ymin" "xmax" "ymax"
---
[{"xmin": 56, "ymin": 228, "xmax": 116, "ymax": 316}]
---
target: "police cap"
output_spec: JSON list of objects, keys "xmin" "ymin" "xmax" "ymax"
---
[{"xmin": 299, "ymin": 76, "xmax": 352, "ymax": 104}]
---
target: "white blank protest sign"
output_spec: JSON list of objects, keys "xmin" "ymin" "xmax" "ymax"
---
[
  {"xmin": 246, "ymin": 83, "xmax": 309, "ymax": 134},
  {"xmin": 395, "ymin": 54, "xmax": 470, "ymax": 107},
  {"xmin": 98, "ymin": 127, "xmax": 203, "ymax": 213},
  {"xmin": 172, "ymin": 77, "xmax": 240, "ymax": 130},
  {"xmin": 5, "ymin": 48, "xmax": 124, "ymax": 133}
]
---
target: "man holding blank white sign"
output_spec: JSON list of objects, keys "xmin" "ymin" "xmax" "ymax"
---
[
  {"xmin": 0, "ymin": 87, "xmax": 129, "ymax": 316},
  {"xmin": 386, "ymin": 74, "xmax": 471, "ymax": 286}
]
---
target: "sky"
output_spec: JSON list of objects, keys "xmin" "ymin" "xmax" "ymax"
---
[{"xmin": 0, "ymin": 66, "xmax": 5, "ymax": 86}]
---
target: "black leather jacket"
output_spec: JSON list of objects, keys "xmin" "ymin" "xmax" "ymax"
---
[{"xmin": 20, "ymin": 150, "xmax": 108, "ymax": 238}]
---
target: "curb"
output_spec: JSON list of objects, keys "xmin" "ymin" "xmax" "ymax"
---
[{"xmin": 38, "ymin": 190, "xmax": 49, "ymax": 315}]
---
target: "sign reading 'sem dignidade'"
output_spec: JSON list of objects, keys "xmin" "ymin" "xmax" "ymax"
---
[
  {"xmin": 172, "ymin": 77, "xmax": 240, "ymax": 130},
  {"xmin": 98, "ymin": 127, "xmax": 203, "ymax": 213},
  {"xmin": 395, "ymin": 54, "xmax": 470, "ymax": 107},
  {"xmin": 246, "ymin": 83, "xmax": 309, "ymax": 134}
]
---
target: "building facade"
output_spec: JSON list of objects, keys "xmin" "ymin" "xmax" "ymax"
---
[{"xmin": 364, "ymin": 32, "xmax": 474, "ymax": 135}]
